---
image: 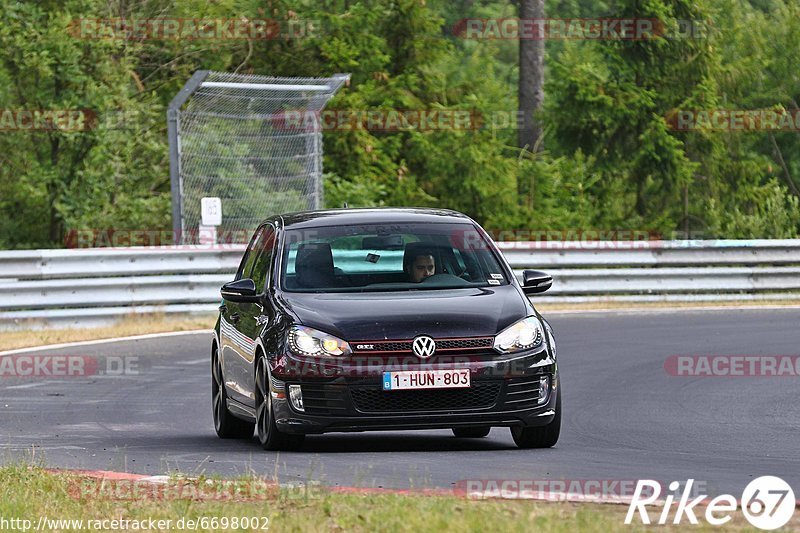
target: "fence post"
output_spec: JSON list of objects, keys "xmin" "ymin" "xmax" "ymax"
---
[{"xmin": 168, "ymin": 70, "xmax": 210, "ymax": 241}]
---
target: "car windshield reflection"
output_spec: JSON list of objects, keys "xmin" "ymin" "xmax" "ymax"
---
[{"xmin": 280, "ymin": 222, "xmax": 508, "ymax": 293}]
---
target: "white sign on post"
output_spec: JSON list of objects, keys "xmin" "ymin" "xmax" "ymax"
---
[
  {"xmin": 199, "ymin": 197, "xmax": 222, "ymax": 245},
  {"xmin": 201, "ymin": 197, "xmax": 222, "ymax": 226}
]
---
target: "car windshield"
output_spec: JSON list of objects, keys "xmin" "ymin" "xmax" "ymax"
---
[{"xmin": 280, "ymin": 222, "xmax": 508, "ymax": 293}]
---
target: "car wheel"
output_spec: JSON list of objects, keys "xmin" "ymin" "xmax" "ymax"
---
[
  {"xmin": 452, "ymin": 426, "xmax": 491, "ymax": 438},
  {"xmin": 255, "ymin": 356, "xmax": 305, "ymax": 451},
  {"xmin": 510, "ymin": 382, "xmax": 561, "ymax": 449},
  {"xmin": 212, "ymin": 346, "xmax": 254, "ymax": 439}
]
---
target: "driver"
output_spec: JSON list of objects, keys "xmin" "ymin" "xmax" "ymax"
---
[{"xmin": 405, "ymin": 251, "xmax": 436, "ymax": 283}]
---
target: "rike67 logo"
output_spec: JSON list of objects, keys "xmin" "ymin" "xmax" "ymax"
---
[{"xmin": 626, "ymin": 476, "xmax": 795, "ymax": 530}]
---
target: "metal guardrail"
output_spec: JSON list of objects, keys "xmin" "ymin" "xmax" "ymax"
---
[
  {"xmin": 1, "ymin": 240, "xmax": 799, "ymax": 329},
  {"xmin": 0, "ymin": 248, "xmax": 243, "ymax": 279},
  {"xmin": 496, "ymin": 239, "xmax": 800, "ymax": 267}
]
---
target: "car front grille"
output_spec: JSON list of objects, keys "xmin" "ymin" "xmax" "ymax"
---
[
  {"xmin": 349, "ymin": 382, "xmax": 502, "ymax": 413},
  {"xmin": 436, "ymin": 337, "xmax": 493, "ymax": 350},
  {"xmin": 351, "ymin": 336, "xmax": 494, "ymax": 355},
  {"xmin": 364, "ymin": 341, "xmax": 413, "ymax": 352}
]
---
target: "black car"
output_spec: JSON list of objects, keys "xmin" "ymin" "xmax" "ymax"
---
[{"xmin": 212, "ymin": 208, "xmax": 560, "ymax": 450}]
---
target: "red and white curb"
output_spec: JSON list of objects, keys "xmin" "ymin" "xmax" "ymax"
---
[
  {"xmin": 47, "ymin": 468, "xmax": 171, "ymax": 484},
  {"xmin": 43, "ymin": 468, "xmax": 642, "ymax": 504},
  {"xmin": 45, "ymin": 468, "xmax": 800, "ymax": 508}
]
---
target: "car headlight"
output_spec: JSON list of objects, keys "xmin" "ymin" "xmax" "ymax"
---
[
  {"xmin": 493, "ymin": 316, "xmax": 544, "ymax": 354},
  {"xmin": 287, "ymin": 325, "xmax": 351, "ymax": 357}
]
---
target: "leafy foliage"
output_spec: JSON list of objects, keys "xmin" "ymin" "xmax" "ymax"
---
[{"xmin": 0, "ymin": 0, "xmax": 797, "ymax": 248}]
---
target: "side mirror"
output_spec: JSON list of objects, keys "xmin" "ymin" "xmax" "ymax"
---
[
  {"xmin": 521, "ymin": 270, "xmax": 552, "ymax": 295},
  {"xmin": 221, "ymin": 278, "xmax": 260, "ymax": 303}
]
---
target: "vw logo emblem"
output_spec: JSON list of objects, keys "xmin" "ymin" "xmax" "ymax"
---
[{"xmin": 412, "ymin": 336, "xmax": 436, "ymax": 359}]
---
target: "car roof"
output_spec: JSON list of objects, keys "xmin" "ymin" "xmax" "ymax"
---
[{"xmin": 274, "ymin": 207, "xmax": 473, "ymax": 230}]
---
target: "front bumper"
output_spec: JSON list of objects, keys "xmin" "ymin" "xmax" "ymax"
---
[{"xmin": 270, "ymin": 348, "xmax": 557, "ymax": 434}]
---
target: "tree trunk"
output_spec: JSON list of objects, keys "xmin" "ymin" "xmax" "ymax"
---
[{"xmin": 518, "ymin": 0, "xmax": 544, "ymax": 152}]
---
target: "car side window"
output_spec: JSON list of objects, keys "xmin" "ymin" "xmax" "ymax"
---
[
  {"xmin": 236, "ymin": 226, "xmax": 268, "ymax": 281},
  {"xmin": 250, "ymin": 226, "xmax": 276, "ymax": 293}
]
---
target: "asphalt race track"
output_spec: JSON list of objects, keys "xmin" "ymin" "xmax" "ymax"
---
[{"xmin": 2, "ymin": 308, "xmax": 798, "ymax": 496}]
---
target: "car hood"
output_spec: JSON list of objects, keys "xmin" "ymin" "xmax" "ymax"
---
[{"xmin": 278, "ymin": 285, "xmax": 530, "ymax": 340}]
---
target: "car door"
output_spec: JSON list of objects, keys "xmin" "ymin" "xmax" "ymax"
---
[
  {"xmin": 232, "ymin": 224, "xmax": 277, "ymax": 406},
  {"xmin": 220, "ymin": 225, "xmax": 267, "ymax": 404}
]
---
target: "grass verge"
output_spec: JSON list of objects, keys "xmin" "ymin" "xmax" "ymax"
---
[
  {"xmin": 1, "ymin": 313, "xmax": 216, "ymax": 352},
  {"xmin": 0, "ymin": 465, "xmax": 785, "ymax": 532}
]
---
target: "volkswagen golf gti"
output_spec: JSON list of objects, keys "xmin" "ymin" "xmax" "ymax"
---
[{"xmin": 212, "ymin": 208, "xmax": 560, "ymax": 450}]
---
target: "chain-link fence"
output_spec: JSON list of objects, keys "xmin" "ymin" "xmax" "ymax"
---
[{"xmin": 168, "ymin": 71, "xmax": 349, "ymax": 243}]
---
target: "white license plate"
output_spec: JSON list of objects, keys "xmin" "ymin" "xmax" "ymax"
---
[{"xmin": 382, "ymin": 369, "xmax": 470, "ymax": 390}]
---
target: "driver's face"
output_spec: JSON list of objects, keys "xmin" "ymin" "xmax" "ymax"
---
[{"xmin": 410, "ymin": 255, "xmax": 435, "ymax": 283}]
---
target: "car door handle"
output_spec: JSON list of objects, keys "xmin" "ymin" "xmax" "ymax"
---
[{"xmin": 230, "ymin": 313, "xmax": 240, "ymax": 324}]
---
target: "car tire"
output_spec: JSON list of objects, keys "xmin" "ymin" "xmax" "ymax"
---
[
  {"xmin": 452, "ymin": 426, "xmax": 491, "ymax": 438},
  {"xmin": 255, "ymin": 356, "xmax": 305, "ymax": 451},
  {"xmin": 212, "ymin": 347, "xmax": 255, "ymax": 439},
  {"xmin": 510, "ymin": 381, "xmax": 561, "ymax": 449}
]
